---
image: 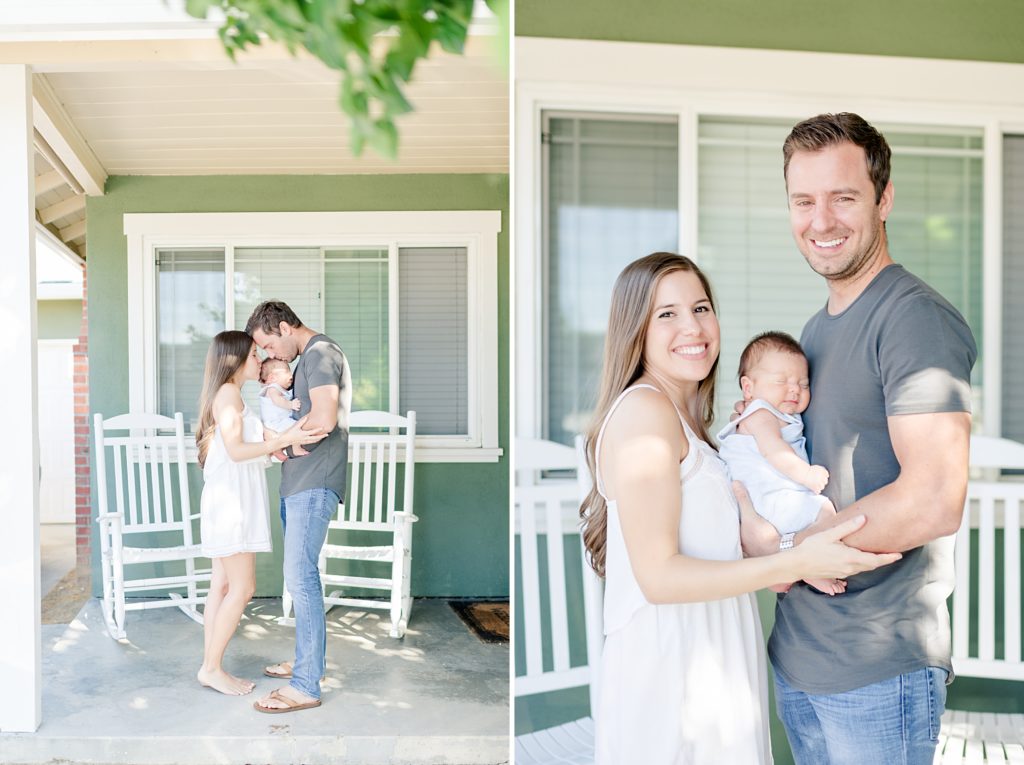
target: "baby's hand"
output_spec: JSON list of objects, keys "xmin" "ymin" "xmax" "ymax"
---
[
  {"xmin": 290, "ymin": 399, "xmax": 302, "ymax": 411},
  {"xmin": 803, "ymin": 464, "xmax": 829, "ymax": 494},
  {"xmin": 292, "ymin": 444, "xmax": 309, "ymax": 456}
]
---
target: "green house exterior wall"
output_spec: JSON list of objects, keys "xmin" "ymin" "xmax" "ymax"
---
[
  {"xmin": 516, "ymin": 0, "xmax": 1024, "ymax": 64},
  {"xmin": 87, "ymin": 173, "xmax": 510, "ymax": 599},
  {"xmin": 37, "ymin": 299, "xmax": 82, "ymax": 340}
]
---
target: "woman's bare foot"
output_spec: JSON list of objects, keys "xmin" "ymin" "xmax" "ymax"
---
[
  {"xmin": 228, "ymin": 672, "xmax": 256, "ymax": 693},
  {"xmin": 197, "ymin": 666, "xmax": 254, "ymax": 696}
]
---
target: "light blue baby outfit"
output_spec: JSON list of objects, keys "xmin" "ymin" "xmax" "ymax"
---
[
  {"xmin": 716, "ymin": 398, "xmax": 829, "ymax": 533},
  {"xmin": 259, "ymin": 382, "xmax": 296, "ymax": 433}
]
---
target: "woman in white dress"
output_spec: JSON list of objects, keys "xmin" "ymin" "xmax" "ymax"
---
[
  {"xmin": 194, "ymin": 330, "xmax": 326, "ymax": 696},
  {"xmin": 581, "ymin": 253, "xmax": 901, "ymax": 763}
]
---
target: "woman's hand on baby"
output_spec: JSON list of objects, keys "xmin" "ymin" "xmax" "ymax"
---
[{"xmin": 794, "ymin": 515, "xmax": 902, "ymax": 581}]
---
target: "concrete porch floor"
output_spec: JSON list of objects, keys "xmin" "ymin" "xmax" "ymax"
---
[
  {"xmin": 40, "ymin": 523, "xmax": 76, "ymax": 597},
  {"xmin": 3, "ymin": 598, "xmax": 509, "ymax": 765}
]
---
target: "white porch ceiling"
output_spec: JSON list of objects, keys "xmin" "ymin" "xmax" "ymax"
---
[
  {"xmin": 40, "ymin": 42, "xmax": 508, "ymax": 175},
  {"xmin": 0, "ymin": 2, "xmax": 508, "ymax": 258}
]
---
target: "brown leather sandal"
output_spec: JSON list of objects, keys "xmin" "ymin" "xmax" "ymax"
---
[
  {"xmin": 253, "ymin": 689, "xmax": 322, "ymax": 714},
  {"xmin": 263, "ymin": 662, "xmax": 293, "ymax": 679}
]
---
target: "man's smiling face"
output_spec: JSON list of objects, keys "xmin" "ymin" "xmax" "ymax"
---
[{"xmin": 786, "ymin": 140, "xmax": 893, "ymax": 284}]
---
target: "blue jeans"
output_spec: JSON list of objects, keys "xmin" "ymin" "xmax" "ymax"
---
[
  {"xmin": 280, "ymin": 487, "xmax": 338, "ymax": 700},
  {"xmin": 775, "ymin": 667, "xmax": 947, "ymax": 765}
]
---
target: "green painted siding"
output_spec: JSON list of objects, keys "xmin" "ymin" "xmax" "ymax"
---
[
  {"xmin": 87, "ymin": 173, "xmax": 509, "ymax": 598},
  {"xmin": 516, "ymin": 0, "xmax": 1024, "ymax": 64},
  {"xmin": 37, "ymin": 299, "xmax": 81, "ymax": 340}
]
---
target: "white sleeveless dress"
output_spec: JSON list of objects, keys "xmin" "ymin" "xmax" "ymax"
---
[
  {"xmin": 594, "ymin": 384, "xmax": 772, "ymax": 765},
  {"xmin": 200, "ymin": 405, "xmax": 272, "ymax": 558}
]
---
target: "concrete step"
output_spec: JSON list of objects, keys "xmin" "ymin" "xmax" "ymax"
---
[{"xmin": 2, "ymin": 598, "xmax": 509, "ymax": 765}]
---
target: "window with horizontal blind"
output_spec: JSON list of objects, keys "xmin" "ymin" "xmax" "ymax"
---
[
  {"xmin": 131, "ymin": 210, "xmax": 501, "ymax": 460},
  {"xmin": 697, "ymin": 118, "xmax": 822, "ymax": 427},
  {"xmin": 543, "ymin": 112, "xmax": 679, "ymax": 445},
  {"xmin": 399, "ymin": 247, "xmax": 468, "ymax": 435},
  {"xmin": 156, "ymin": 248, "xmax": 225, "ymax": 427},
  {"xmin": 324, "ymin": 249, "xmax": 389, "ymax": 415},
  {"xmin": 538, "ymin": 114, "xmax": 985, "ymax": 441}
]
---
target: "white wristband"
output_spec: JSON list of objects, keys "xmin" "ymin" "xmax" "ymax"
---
[{"xmin": 779, "ymin": 532, "xmax": 796, "ymax": 551}]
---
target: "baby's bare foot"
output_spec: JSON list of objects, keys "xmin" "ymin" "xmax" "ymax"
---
[{"xmin": 806, "ymin": 577, "xmax": 846, "ymax": 596}]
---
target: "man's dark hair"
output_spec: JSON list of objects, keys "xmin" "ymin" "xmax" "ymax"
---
[
  {"xmin": 737, "ymin": 330, "xmax": 806, "ymax": 380},
  {"xmin": 783, "ymin": 112, "xmax": 892, "ymax": 204},
  {"xmin": 244, "ymin": 300, "xmax": 304, "ymax": 337}
]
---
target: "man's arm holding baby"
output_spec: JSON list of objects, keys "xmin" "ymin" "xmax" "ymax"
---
[
  {"xmin": 740, "ymin": 410, "xmax": 969, "ymax": 556},
  {"xmin": 286, "ymin": 384, "xmax": 338, "ymax": 456}
]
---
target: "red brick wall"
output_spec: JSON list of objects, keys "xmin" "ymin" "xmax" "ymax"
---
[{"xmin": 73, "ymin": 267, "xmax": 90, "ymax": 570}]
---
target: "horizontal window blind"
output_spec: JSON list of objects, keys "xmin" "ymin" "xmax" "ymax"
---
[
  {"xmin": 324, "ymin": 249, "xmax": 388, "ymax": 412},
  {"xmin": 156, "ymin": 248, "xmax": 225, "ymax": 432},
  {"xmin": 399, "ymin": 247, "xmax": 468, "ymax": 435},
  {"xmin": 234, "ymin": 247, "xmax": 322, "ymax": 414},
  {"xmin": 233, "ymin": 247, "xmax": 322, "ymax": 328},
  {"xmin": 545, "ymin": 113, "xmax": 679, "ymax": 445},
  {"xmin": 1003, "ymin": 135, "xmax": 1024, "ymax": 441},
  {"xmin": 884, "ymin": 131, "xmax": 983, "ymax": 402},
  {"xmin": 697, "ymin": 119, "xmax": 825, "ymax": 430}
]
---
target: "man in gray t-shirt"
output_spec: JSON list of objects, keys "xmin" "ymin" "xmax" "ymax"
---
[
  {"xmin": 245, "ymin": 301, "xmax": 352, "ymax": 714},
  {"xmin": 741, "ymin": 113, "xmax": 976, "ymax": 765}
]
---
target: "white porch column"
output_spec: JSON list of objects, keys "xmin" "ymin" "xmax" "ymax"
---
[{"xmin": 0, "ymin": 64, "xmax": 41, "ymax": 733}]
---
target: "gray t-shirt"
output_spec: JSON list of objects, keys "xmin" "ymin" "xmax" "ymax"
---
[
  {"xmin": 279, "ymin": 334, "xmax": 352, "ymax": 501},
  {"xmin": 768, "ymin": 264, "xmax": 977, "ymax": 694}
]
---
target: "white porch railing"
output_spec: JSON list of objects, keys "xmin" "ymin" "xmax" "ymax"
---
[
  {"xmin": 936, "ymin": 436, "xmax": 1024, "ymax": 763},
  {"xmin": 513, "ymin": 437, "xmax": 602, "ymax": 765},
  {"xmin": 514, "ymin": 436, "xmax": 1024, "ymax": 764}
]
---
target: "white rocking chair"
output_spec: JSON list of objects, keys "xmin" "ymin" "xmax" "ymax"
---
[
  {"xmin": 283, "ymin": 410, "xmax": 417, "ymax": 638},
  {"xmin": 935, "ymin": 435, "xmax": 1024, "ymax": 763},
  {"xmin": 93, "ymin": 412, "xmax": 209, "ymax": 640},
  {"xmin": 514, "ymin": 437, "xmax": 603, "ymax": 765}
]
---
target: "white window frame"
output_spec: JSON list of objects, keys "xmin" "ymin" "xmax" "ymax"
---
[
  {"xmin": 126, "ymin": 210, "xmax": 503, "ymax": 463},
  {"xmin": 516, "ymin": 37, "xmax": 1024, "ymax": 441}
]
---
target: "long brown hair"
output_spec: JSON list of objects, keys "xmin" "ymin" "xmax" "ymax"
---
[
  {"xmin": 580, "ymin": 253, "xmax": 720, "ymax": 577},
  {"xmin": 196, "ymin": 330, "xmax": 253, "ymax": 468}
]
